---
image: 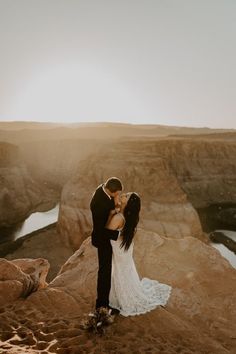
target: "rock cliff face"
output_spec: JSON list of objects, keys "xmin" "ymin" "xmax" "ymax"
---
[
  {"xmin": 151, "ymin": 138, "xmax": 236, "ymax": 208},
  {"xmin": 0, "ymin": 230, "xmax": 235, "ymax": 353},
  {"xmin": 0, "ymin": 142, "xmax": 58, "ymax": 229},
  {"xmin": 57, "ymin": 137, "xmax": 236, "ymax": 249},
  {"xmin": 0, "ymin": 142, "xmax": 20, "ymax": 167},
  {"xmin": 4, "ymin": 224, "xmax": 73, "ymax": 281},
  {"xmin": 148, "ymin": 138, "xmax": 236, "ymax": 232},
  {"xmin": 2, "ymin": 127, "xmax": 235, "ymax": 237},
  {"xmin": 58, "ymin": 138, "xmax": 236, "ymax": 248},
  {"xmin": 104, "ymin": 138, "xmax": 236, "ymax": 209},
  {"xmin": 1, "ymin": 129, "xmax": 236, "ymax": 353},
  {"xmin": 19, "ymin": 139, "xmax": 107, "ymax": 187},
  {"xmin": 58, "ymin": 146, "xmax": 202, "ymax": 250}
]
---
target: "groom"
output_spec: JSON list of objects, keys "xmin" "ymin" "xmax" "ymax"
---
[{"xmin": 90, "ymin": 177, "xmax": 123, "ymax": 314}]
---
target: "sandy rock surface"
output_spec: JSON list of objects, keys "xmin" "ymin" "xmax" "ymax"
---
[{"xmin": 0, "ymin": 229, "xmax": 235, "ymax": 354}]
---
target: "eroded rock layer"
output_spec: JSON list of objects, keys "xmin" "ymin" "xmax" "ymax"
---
[
  {"xmin": 0, "ymin": 230, "xmax": 235, "ymax": 353},
  {"xmin": 0, "ymin": 142, "xmax": 58, "ymax": 229}
]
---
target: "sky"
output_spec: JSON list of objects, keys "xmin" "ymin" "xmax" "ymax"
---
[{"xmin": 0, "ymin": 0, "xmax": 235, "ymax": 128}]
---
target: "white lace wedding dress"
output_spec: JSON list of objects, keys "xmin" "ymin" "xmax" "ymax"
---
[{"xmin": 109, "ymin": 223, "xmax": 172, "ymax": 317}]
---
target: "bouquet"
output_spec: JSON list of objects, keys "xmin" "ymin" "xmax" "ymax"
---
[{"xmin": 81, "ymin": 307, "xmax": 115, "ymax": 334}]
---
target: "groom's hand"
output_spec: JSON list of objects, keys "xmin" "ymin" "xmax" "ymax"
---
[{"xmin": 110, "ymin": 209, "xmax": 117, "ymax": 216}]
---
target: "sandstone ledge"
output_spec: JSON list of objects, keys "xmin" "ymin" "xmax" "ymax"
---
[{"xmin": 0, "ymin": 229, "xmax": 235, "ymax": 354}]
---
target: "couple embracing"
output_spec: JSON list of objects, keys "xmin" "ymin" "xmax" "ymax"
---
[{"xmin": 90, "ymin": 177, "xmax": 171, "ymax": 317}]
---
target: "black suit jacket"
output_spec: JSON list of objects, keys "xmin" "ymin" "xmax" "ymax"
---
[{"xmin": 90, "ymin": 184, "xmax": 119, "ymax": 247}]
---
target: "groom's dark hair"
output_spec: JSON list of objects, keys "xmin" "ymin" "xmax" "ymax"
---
[{"xmin": 105, "ymin": 177, "xmax": 123, "ymax": 193}]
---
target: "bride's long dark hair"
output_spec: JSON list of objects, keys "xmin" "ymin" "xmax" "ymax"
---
[{"xmin": 120, "ymin": 192, "xmax": 141, "ymax": 251}]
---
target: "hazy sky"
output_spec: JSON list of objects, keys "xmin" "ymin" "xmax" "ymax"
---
[{"xmin": 0, "ymin": 0, "xmax": 235, "ymax": 128}]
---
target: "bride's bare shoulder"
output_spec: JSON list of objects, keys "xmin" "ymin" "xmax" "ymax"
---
[{"xmin": 107, "ymin": 213, "xmax": 124, "ymax": 230}]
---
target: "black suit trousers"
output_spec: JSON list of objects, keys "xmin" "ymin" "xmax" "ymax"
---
[{"xmin": 96, "ymin": 241, "xmax": 112, "ymax": 309}]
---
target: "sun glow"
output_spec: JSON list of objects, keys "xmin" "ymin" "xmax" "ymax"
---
[{"xmin": 7, "ymin": 62, "xmax": 146, "ymax": 123}]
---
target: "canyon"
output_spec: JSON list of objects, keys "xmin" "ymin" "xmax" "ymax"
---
[
  {"xmin": 58, "ymin": 136, "xmax": 236, "ymax": 250},
  {"xmin": 0, "ymin": 122, "xmax": 236, "ymax": 353}
]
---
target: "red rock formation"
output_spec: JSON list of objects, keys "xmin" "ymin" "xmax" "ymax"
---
[
  {"xmin": 0, "ymin": 258, "xmax": 49, "ymax": 306},
  {"xmin": 58, "ymin": 137, "xmax": 236, "ymax": 250},
  {"xmin": 57, "ymin": 143, "xmax": 203, "ymax": 250},
  {"xmin": 0, "ymin": 229, "xmax": 235, "ymax": 353},
  {"xmin": 147, "ymin": 138, "xmax": 236, "ymax": 208},
  {"xmin": 0, "ymin": 126, "xmax": 236, "ymax": 353}
]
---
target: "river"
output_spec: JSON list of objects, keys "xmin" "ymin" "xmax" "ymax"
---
[
  {"xmin": 0, "ymin": 204, "xmax": 59, "ymax": 243},
  {"xmin": 211, "ymin": 230, "xmax": 236, "ymax": 269}
]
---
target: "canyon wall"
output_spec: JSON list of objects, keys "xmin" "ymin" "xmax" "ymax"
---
[
  {"xmin": 2, "ymin": 133, "xmax": 236, "ymax": 244},
  {"xmin": 19, "ymin": 139, "xmax": 107, "ymax": 187},
  {"xmin": 1, "ymin": 128, "xmax": 236, "ymax": 353},
  {"xmin": 58, "ymin": 137, "xmax": 236, "ymax": 250},
  {"xmin": 57, "ymin": 141, "xmax": 203, "ymax": 250},
  {"xmin": 0, "ymin": 142, "xmax": 58, "ymax": 229},
  {"xmin": 147, "ymin": 138, "xmax": 236, "ymax": 208}
]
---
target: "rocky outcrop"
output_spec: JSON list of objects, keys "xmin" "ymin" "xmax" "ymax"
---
[
  {"xmin": 0, "ymin": 229, "xmax": 235, "ymax": 353},
  {"xmin": 57, "ymin": 137, "xmax": 236, "ymax": 250},
  {"xmin": 106, "ymin": 138, "xmax": 236, "ymax": 209},
  {"xmin": 58, "ymin": 150, "xmax": 203, "ymax": 250},
  {"xmin": 150, "ymin": 138, "xmax": 236, "ymax": 208},
  {"xmin": 152, "ymin": 138, "xmax": 236, "ymax": 233},
  {"xmin": 4, "ymin": 223, "xmax": 73, "ymax": 281},
  {"xmin": 2, "ymin": 131, "xmax": 236, "ymax": 241},
  {"xmin": 0, "ymin": 142, "xmax": 59, "ymax": 229},
  {"xmin": 0, "ymin": 258, "xmax": 49, "ymax": 307},
  {"xmin": 1, "ymin": 127, "xmax": 236, "ymax": 353}
]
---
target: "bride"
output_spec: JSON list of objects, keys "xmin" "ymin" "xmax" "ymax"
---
[{"xmin": 106, "ymin": 192, "xmax": 171, "ymax": 317}]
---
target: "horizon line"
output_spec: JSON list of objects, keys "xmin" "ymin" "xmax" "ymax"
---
[{"xmin": 0, "ymin": 120, "xmax": 235, "ymax": 131}]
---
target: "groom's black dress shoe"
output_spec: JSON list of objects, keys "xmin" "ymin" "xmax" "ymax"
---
[{"xmin": 108, "ymin": 306, "xmax": 120, "ymax": 315}]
